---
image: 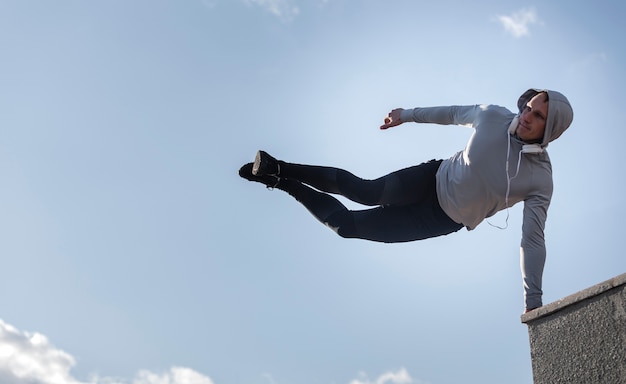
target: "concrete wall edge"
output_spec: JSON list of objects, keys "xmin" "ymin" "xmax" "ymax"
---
[{"xmin": 521, "ymin": 271, "xmax": 626, "ymax": 324}]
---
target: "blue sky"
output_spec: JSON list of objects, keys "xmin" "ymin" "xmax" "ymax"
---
[{"xmin": 0, "ymin": 1, "xmax": 624, "ymax": 383}]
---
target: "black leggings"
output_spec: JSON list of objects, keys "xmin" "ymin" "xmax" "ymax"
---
[{"xmin": 277, "ymin": 159, "xmax": 463, "ymax": 243}]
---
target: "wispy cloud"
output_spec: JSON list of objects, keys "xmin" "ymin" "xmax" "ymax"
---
[
  {"xmin": 244, "ymin": 0, "xmax": 300, "ymax": 22},
  {"xmin": 262, "ymin": 373, "xmax": 278, "ymax": 384},
  {"xmin": 201, "ymin": 0, "xmax": 218, "ymax": 9},
  {"xmin": 567, "ymin": 52, "xmax": 608, "ymax": 74},
  {"xmin": 496, "ymin": 8, "xmax": 539, "ymax": 38},
  {"xmin": 0, "ymin": 319, "xmax": 214, "ymax": 384},
  {"xmin": 349, "ymin": 368, "xmax": 421, "ymax": 384}
]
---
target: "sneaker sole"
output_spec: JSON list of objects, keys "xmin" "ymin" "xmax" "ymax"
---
[{"xmin": 252, "ymin": 151, "xmax": 263, "ymax": 176}]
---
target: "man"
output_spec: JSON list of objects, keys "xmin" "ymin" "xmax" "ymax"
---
[{"xmin": 239, "ymin": 89, "xmax": 574, "ymax": 312}]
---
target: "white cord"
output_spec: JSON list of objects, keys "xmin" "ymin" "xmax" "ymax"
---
[{"xmin": 488, "ymin": 132, "xmax": 523, "ymax": 230}]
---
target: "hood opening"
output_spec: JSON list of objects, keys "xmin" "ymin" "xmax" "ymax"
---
[{"xmin": 517, "ymin": 88, "xmax": 574, "ymax": 148}]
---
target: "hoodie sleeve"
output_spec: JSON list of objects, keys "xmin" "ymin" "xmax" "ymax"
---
[
  {"xmin": 520, "ymin": 192, "xmax": 551, "ymax": 310},
  {"xmin": 400, "ymin": 105, "xmax": 482, "ymax": 127}
]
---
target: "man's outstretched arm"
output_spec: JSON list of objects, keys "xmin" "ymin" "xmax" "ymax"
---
[{"xmin": 381, "ymin": 105, "xmax": 482, "ymax": 130}]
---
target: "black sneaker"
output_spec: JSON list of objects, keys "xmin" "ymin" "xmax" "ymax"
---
[
  {"xmin": 252, "ymin": 150, "xmax": 280, "ymax": 176},
  {"xmin": 239, "ymin": 163, "xmax": 280, "ymax": 189}
]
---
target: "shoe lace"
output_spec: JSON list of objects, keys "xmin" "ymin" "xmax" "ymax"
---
[{"xmin": 266, "ymin": 177, "xmax": 280, "ymax": 191}]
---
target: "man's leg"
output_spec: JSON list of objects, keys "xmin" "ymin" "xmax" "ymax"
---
[
  {"xmin": 278, "ymin": 178, "xmax": 462, "ymax": 243},
  {"xmin": 255, "ymin": 151, "xmax": 443, "ymax": 207}
]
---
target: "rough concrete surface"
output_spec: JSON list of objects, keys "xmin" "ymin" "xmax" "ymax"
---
[{"xmin": 521, "ymin": 273, "xmax": 626, "ymax": 384}]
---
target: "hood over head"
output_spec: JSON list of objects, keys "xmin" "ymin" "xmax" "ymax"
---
[{"xmin": 517, "ymin": 88, "xmax": 574, "ymax": 148}]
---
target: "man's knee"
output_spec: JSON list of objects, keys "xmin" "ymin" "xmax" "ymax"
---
[
  {"xmin": 336, "ymin": 171, "xmax": 385, "ymax": 205},
  {"xmin": 324, "ymin": 210, "xmax": 357, "ymax": 238}
]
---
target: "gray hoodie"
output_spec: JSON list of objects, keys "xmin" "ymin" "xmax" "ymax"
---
[{"xmin": 400, "ymin": 89, "xmax": 574, "ymax": 309}]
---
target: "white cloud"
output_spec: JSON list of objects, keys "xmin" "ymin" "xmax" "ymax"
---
[
  {"xmin": 349, "ymin": 368, "xmax": 419, "ymax": 384},
  {"xmin": 0, "ymin": 319, "xmax": 81, "ymax": 384},
  {"xmin": 133, "ymin": 368, "xmax": 214, "ymax": 384},
  {"xmin": 1, "ymin": 319, "xmax": 423, "ymax": 384},
  {"xmin": 245, "ymin": 0, "xmax": 300, "ymax": 22},
  {"xmin": 497, "ymin": 8, "xmax": 538, "ymax": 38},
  {"xmin": 0, "ymin": 319, "xmax": 214, "ymax": 384}
]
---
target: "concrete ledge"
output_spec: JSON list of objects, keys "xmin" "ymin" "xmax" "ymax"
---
[
  {"xmin": 521, "ymin": 272, "xmax": 626, "ymax": 384},
  {"xmin": 521, "ymin": 272, "xmax": 626, "ymax": 323}
]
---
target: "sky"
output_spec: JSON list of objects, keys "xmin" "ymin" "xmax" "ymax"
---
[{"xmin": 0, "ymin": 0, "xmax": 625, "ymax": 383}]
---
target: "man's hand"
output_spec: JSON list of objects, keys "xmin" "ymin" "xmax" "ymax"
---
[{"xmin": 380, "ymin": 108, "xmax": 404, "ymax": 130}]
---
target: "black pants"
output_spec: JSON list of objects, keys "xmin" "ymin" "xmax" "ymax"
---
[{"xmin": 278, "ymin": 159, "xmax": 463, "ymax": 243}]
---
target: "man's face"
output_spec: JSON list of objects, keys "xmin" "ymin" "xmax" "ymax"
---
[{"xmin": 517, "ymin": 93, "xmax": 548, "ymax": 142}]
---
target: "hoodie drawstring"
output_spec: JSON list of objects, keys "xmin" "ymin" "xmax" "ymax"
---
[{"xmin": 488, "ymin": 130, "xmax": 523, "ymax": 230}]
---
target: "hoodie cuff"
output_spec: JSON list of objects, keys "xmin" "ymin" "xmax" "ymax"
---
[{"xmin": 400, "ymin": 108, "xmax": 415, "ymax": 123}]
